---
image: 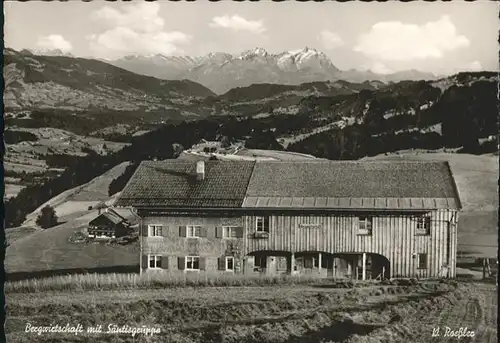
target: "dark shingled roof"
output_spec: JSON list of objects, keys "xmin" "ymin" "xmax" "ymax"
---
[
  {"xmin": 246, "ymin": 161, "xmax": 456, "ymax": 198},
  {"xmin": 115, "ymin": 160, "xmax": 256, "ymax": 208},
  {"xmin": 90, "ymin": 211, "xmax": 125, "ymax": 225},
  {"xmin": 116, "ymin": 160, "xmax": 461, "ymax": 210}
]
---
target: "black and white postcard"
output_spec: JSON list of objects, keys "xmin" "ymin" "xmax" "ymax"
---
[{"xmin": 2, "ymin": 1, "xmax": 498, "ymax": 343}]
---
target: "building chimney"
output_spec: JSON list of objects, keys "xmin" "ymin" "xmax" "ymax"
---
[{"xmin": 196, "ymin": 161, "xmax": 205, "ymax": 181}]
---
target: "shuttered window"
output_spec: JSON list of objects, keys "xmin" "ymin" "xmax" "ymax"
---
[
  {"xmin": 186, "ymin": 256, "xmax": 200, "ymax": 270},
  {"xmin": 223, "ymin": 226, "xmax": 241, "ymax": 238},
  {"xmin": 148, "ymin": 255, "xmax": 162, "ymax": 268},
  {"xmin": 148, "ymin": 225, "xmax": 163, "ymax": 237},
  {"xmin": 187, "ymin": 226, "xmax": 202, "ymax": 238}
]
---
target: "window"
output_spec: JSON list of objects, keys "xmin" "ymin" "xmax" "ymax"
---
[
  {"xmin": 148, "ymin": 255, "xmax": 162, "ymax": 269},
  {"xmin": 186, "ymin": 256, "xmax": 200, "ymax": 270},
  {"xmin": 256, "ymin": 217, "xmax": 270, "ymax": 232},
  {"xmin": 254, "ymin": 256, "xmax": 266, "ymax": 271},
  {"xmin": 148, "ymin": 225, "xmax": 163, "ymax": 237},
  {"xmin": 223, "ymin": 226, "xmax": 239, "ymax": 238},
  {"xmin": 226, "ymin": 257, "xmax": 234, "ymax": 271},
  {"xmin": 416, "ymin": 216, "xmax": 431, "ymax": 235},
  {"xmin": 358, "ymin": 216, "xmax": 372, "ymax": 235},
  {"xmin": 187, "ymin": 226, "xmax": 202, "ymax": 238},
  {"xmin": 313, "ymin": 257, "xmax": 319, "ymax": 268},
  {"xmin": 418, "ymin": 253, "xmax": 428, "ymax": 269}
]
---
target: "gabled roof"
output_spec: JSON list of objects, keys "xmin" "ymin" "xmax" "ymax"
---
[
  {"xmin": 89, "ymin": 211, "xmax": 125, "ymax": 225},
  {"xmin": 115, "ymin": 160, "xmax": 462, "ymax": 210},
  {"xmin": 115, "ymin": 160, "xmax": 256, "ymax": 208}
]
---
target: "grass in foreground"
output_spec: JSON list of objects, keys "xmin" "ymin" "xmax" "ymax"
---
[
  {"xmin": 7, "ymin": 279, "xmax": 496, "ymax": 343},
  {"xmin": 5, "ymin": 272, "xmax": 339, "ymax": 293}
]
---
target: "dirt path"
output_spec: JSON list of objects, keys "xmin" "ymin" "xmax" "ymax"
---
[
  {"xmin": 422, "ymin": 283, "xmax": 496, "ymax": 343},
  {"xmin": 473, "ymin": 284, "xmax": 498, "ymax": 343}
]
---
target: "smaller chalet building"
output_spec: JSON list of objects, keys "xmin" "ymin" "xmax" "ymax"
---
[
  {"xmin": 115, "ymin": 160, "xmax": 462, "ymax": 279},
  {"xmin": 87, "ymin": 208, "xmax": 137, "ymax": 239}
]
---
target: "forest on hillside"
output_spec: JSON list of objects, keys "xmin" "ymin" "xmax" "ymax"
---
[{"xmin": 4, "ymin": 77, "xmax": 498, "ymax": 227}]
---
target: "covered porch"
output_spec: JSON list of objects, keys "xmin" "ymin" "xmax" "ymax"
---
[{"xmin": 244, "ymin": 250, "xmax": 390, "ymax": 280}]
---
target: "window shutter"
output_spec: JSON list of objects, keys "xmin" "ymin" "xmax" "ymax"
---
[
  {"xmin": 205, "ymin": 226, "xmax": 214, "ymax": 238},
  {"xmin": 199, "ymin": 227, "xmax": 207, "ymax": 238},
  {"xmin": 162, "ymin": 226, "xmax": 168, "ymax": 237},
  {"xmin": 199, "ymin": 257, "xmax": 206, "ymax": 271},
  {"xmin": 161, "ymin": 255, "xmax": 169, "ymax": 269},
  {"xmin": 215, "ymin": 227, "xmax": 223, "ymax": 238},
  {"xmin": 142, "ymin": 225, "xmax": 149, "ymax": 237},
  {"xmin": 179, "ymin": 226, "xmax": 186, "ymax": 237},
  {"xmin": 178, "ymin": 257, "xmax": 185, "ymax": 270},
  {"xmin": 235, "ymin": 227, "xmax": 244, "ymax": 238},
  {"xmin": 218, "ymin": 257, "xmax": 226, "ymax": 271},
  {"xmin": 141, "ymin": 254, "xmax": 149, "ymax": 269}
]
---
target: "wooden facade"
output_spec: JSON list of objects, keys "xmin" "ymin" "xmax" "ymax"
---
[
  {"xmin": 88, "ymin": 214, "xmax": 130, "ymax": 239},
  {"xmin": 139, "ymin": 208, "xmax": 458, "ymax": 279},
  {"xmin": 118, "ymin": 159, "xmax": 462, "ymax": 280}
]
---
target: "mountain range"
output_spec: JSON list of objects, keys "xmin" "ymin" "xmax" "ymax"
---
[
  {"xmin": 4, "ymin": 47, "xmax": 215, "ymax": 114},
  {"xmin": 109, "ymin": 47, "xmax": 438, "ymax": 94},
  {"xmin": 4, "ymin": 47, "xmax": 497, "ymax": 138}
]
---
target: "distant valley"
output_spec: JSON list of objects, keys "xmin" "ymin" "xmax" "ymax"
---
[{"xmin": 3, "ymin": 48, "xmax": 498, "ymax": 230}]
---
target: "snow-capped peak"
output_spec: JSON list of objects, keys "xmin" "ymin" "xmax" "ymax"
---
[
  {"xmin": 276, "ymin": 47, "xmax": 335, "ymax": 71},
  {"xmin": 27, "ymin": 48, "xmax": 74, "ymax": 57},
  {"xmin": 238, "ymin": 47, "xmax": 269, "ymax": 59}
]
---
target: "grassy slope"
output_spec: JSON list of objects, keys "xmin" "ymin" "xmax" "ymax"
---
[
  {"xmin": 6, "ymin": 162, "xmax": 136, "ymax": 275},
  {"xmin": 22, "ymin": 161, "xmax": 131, "ymax": 226},
  {"xmin": 363, "ymin": 152, "xmax": 498, "ymax": 257}
]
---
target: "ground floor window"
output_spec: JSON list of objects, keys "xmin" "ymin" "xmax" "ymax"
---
[
  {"xmin": 186, "ymin": 256, "xmax": 200, "ymax": 270},
  {"xmin": 148, "ymin": 255, "xmax": 162, "ymax": 269},
  {"xmin": 254, "ymin": 256, "xmax": 266, "ymax": 271},
  {"xmin": 226, "ymin": 257, "xmax": 234, "ymax": 271},
  {"xmin": 418, "ymin": 253, "xmax": 428, "ymax": 269}
]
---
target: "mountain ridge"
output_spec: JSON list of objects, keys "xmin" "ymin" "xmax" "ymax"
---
[
  {"xmin": 109, "ymin": 47, "xmax": 439, "ymax": 94},
  {"xmin": 3, "ymin": 47, "xmax": 216, "ymax": 114}
]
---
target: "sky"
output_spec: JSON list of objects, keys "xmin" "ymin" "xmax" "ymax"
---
[{"xmin": 4, "ymin": 1, "xmax": 499, "ymax": 75}]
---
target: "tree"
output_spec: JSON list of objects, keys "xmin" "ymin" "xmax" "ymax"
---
[{"xmin": 36, "ymin": 205, "xmax": 58, "ymax": 229}]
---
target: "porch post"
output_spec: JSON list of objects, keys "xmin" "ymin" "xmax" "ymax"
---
[
  {"xmin": 362, "ymin": 253, "xmax": 367, "ymax": 281},
  {"xmin": 318, "ymin": 252, "xmax": 322, "ymax": 274},
  {"xmin": 290, "ymin": 252, "xmax": 295, "ymax": 275}
]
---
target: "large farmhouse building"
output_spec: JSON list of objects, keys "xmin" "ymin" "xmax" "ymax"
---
[{"xmin": 115, "ymin": 160, "xmax": 462, "ymax": 279}]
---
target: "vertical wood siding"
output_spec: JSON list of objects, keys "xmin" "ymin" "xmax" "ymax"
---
[{"xmin": 243, "ymin": 210, "xmax": 458, "ymax": 278}]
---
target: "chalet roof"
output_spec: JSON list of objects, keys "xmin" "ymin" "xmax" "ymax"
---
[
  {"xmin": 115, "ymin": 160, "xmax": 256, "ymax": 208},
  {"xmin": 89, "ymin": 211, "xmax": 125, "ymax": 225},
  {"xmin": 115, "ymin": 160, "xmax": 462, "ymax": 210}
]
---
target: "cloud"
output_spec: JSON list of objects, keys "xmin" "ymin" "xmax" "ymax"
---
[
  {"xmin": 88, "ymin": 3, "xmax": 191, "ymax": 58},
  {"xmin": 36, "ymin": 35, "xmax": 73, "ymax": 53},
  {"xmin": 354, "ymin": 15, "xmax": 470, "ymax": 62},
  {"xmin": 318, "ymin": 30, "xmax": 344, "ymax": 50},
  {"xmin": 91, "ymin": 3, "xmax": 164, "ymax": 34},
  {"xmin": 209, "ymin": 15, "xmax": 266, "ymax": 34}
]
